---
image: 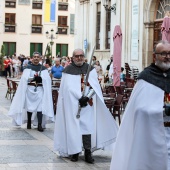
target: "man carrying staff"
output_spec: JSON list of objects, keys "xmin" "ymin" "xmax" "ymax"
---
[
  {"xmin": 8, "ymin": 52, "xmax": 54, "ymax": 132},
  {"xmin": 54, "ymin": 48, "xmax": 118, "ymax": 163}
]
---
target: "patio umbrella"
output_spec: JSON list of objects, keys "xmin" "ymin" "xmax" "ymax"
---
[
  {"xmin": 161, "ymin": 16, "xmax": 170, "ymax": 42},
  {"xmin": 113, "ymin": 25, "xmax": 122, "ymax": 87}
]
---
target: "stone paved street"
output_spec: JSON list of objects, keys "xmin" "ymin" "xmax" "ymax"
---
[{"xmin": 0, "ymin": 76, "xmax": 113, "ymax": 170}]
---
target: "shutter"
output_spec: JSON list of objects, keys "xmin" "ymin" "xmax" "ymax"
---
[
  {"xmin": 3, "ymin": 42, "xmax": 8, "ymax": 56},
  {"xmin": 61, "ymin": 44, "xmax": 68, "ymax": 56},
  {"xmin": 30, "ymin": 43, "xmax": 34, "ymax": 57},
  {"xmin": 56, "ymin": 44, "xmax": 61, "ymax": 56},
  {"xmin": 9, "ymin": 42, "xmax": 16, "ymax": 55},
  {"xmin": 70, "ymin": 14, "xmax": 74, "ymax": 34}
]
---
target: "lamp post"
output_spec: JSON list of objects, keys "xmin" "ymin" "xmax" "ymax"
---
[
  {"xmin": 102, "ymin": 0, "xmax": 116, "ymax": 14},
  {"xmin": 46, "ymin": 29, "xmax": 58, "ymax": 59}
]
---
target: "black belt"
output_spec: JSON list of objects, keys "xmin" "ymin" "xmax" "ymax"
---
[
  {"xmin": 28, "ymin": 83, "xmax": 43, "ymax": 87},
  {"xmin": 164, "ymin": 122, "xmax": 170, "ymax": 127}
]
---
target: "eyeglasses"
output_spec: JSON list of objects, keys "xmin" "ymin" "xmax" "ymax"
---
[
  {"xmin": 33, "ymin": 55, "xmax": 40, "ymax": 58},
  {"xmin": 74, "ymin": 55, "xmax": 84, "ymax": 58},
  {"xmin": 155, "ymin": 52, "xmax": 170, "ymax": 58}
]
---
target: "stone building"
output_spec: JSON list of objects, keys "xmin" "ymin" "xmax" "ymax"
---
[
  {"xmin": 75, "ymin": 0, "xmax": 168, "ymax": 72},
  {"xmin": 0, "ymin": 0, "xmax": 75, "ymax": 57}
]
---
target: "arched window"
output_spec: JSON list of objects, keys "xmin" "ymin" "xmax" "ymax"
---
[{"xmin": 156, "ymin": 0, "xmax": 170, "ymax": 19}]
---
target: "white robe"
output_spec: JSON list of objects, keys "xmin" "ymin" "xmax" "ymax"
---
[
  {"xmin": 54, "ymin": 69, "xmax": 118, "ymax": 156},
  {"xmin": 110, "ymin": 79, "xmax": 168, "ymax": 170},
  {"xmin": 8, "ymin": 69, "xmax": 54, "ymax": 127}
]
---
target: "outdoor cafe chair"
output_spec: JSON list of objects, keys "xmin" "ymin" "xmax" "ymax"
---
[
  {"xmin": 5, "ymin": 78, "xmax": 13, "ymax": 100},
  {"xmin": 112, "ymin": 94, "xmax": 124, "ymax": 125}
]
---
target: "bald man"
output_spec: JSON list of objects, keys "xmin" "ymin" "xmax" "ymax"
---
[
  {"xmin": 54, "ymin": 48, "xmax": 118, "ymax": 164},
  {"xmin": 50, "ymin": 58, "xmax": 64, "ymax": 79},
  {"xmin": 110, "ymin": 40, "xmax": 170, "ymax": 170}
]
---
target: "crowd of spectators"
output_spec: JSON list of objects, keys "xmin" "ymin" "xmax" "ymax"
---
[{"xmin": 3, "ymin": 53, "xmax": 125, "ymax": 85}]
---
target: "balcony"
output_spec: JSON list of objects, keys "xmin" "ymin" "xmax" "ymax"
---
[
  {"xmin": 5, "ymin": 23, "xmax": 16, "ymax": 32},
  {"xmin": 32, "ymin": 24, "xmax": 43, "ymax": 33},
  {"xmin": 32, "ymin": 0, "xmax": 43, "ymax": 9},
  {"xmin": 58, "ymin": 27, "xmax": 68, "ymax": 35},
  {"xmin": 5, "ymin": 0, "xmax": 16, "ymax": 8}
]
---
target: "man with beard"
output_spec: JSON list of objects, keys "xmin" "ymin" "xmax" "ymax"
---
[
  {"xmin": 54, "ymin": 49, "xmax": 118, "ymax": 164},
  {"xmin": 8, "ymin": 52, "xmax": 54, "ymax": 132},
  {"xmin": 110, "ymin": 41, "xmax": 170, "ymax": 170}
]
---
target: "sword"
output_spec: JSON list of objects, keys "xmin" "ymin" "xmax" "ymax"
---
[{"xmin": 76, "ymin": 45, "xmax": 96, "ymax": 119}]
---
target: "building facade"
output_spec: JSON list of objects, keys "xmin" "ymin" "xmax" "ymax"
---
[
  {"xmin": 0, "ymin": 0, "xmax": 75, "ymax": 57},
  {"xmin": 75, "ymin": 0, "xmax": 168, "ymax": 72}
]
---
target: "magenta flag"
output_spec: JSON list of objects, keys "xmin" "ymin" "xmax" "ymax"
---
[
  {"xmin": 113, "ymin": 25, "xmax": 122, "ymax": 87},
  {"xmin": 161, "ymin": 16, "xmax": 170, "ymax": 42}
]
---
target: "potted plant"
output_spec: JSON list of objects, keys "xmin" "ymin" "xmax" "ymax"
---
[{"xmin": 0, "ymin": 45, "xmax": 5, "ymax": 76}]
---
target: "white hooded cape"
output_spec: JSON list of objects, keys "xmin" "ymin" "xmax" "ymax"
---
[
  {"xmin": 54, "ymin": 69, "xmax": 118, "ymax": 156},
  {"xmin": 8, "ymin": 69, "xmax": 54, "ymax": 127},
  {"xmin": 110, "ymin": 79, "xmax": 168, "ymax": 170}
]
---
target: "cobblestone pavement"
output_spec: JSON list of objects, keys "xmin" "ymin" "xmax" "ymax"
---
[{"xmin": 0, "ymin": 76, "xmax": 113, "ymax": 170}]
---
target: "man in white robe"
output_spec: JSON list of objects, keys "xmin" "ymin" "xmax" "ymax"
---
[
  {"xmin": 110, "ymin": 41, "xmax": 170, "ymax": 170},
  {"xmin": 8, "ymin": 52, "xmax": 54, "ymax": 132},
  {"xmin": 54, "ymin": 49, "xmax": 118, "ymax": 163}
]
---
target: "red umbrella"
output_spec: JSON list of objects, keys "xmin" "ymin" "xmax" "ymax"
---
[
  {"xmin": 113, "ymin": 25, "xmax": 122, "ymax": 87},
  {"xmin": 161, "ymin": 16, "xmax": 170, "ymax": 42}
]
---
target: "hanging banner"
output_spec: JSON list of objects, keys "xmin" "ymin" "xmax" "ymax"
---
[
  {"xmin": 131, "ymin": 0, "xmax": 139, "ymax": 60},
  {"xmin": 50, "ymin": 0, "xmax": 56, "ymax": 22},
  {"xmin": 44, "ymin": 0, "xmax": 56, "ymax": 23}
]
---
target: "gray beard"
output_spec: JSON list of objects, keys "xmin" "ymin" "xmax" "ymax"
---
[
  {"xmin": 155, "ymin": 60, "xmax": 170, "ymax": 71},
  {"xmin": 74, "ymin": 61, "xmax": 84, "ymax": 66}
]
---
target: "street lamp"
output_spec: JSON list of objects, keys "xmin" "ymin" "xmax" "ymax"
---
[
  {"xmin": 102, "ymin": 0, "xmax": 116, "ymax": 14},
  {"xmin": 46, "ymin": 29, "xmax": 58, "ymax": 58}
]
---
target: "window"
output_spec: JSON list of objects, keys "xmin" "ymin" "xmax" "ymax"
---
[
  {"xmin": 32, "ymin": 0, "xmax": 43, "ymax": 9},
  {"xmin": 5, "ymin": 13, "xmax": 16, "ymax": 32},
  {"xmin": 58, "ymin": 4, "xmax": 68, "ymax": 11},
  {"xmin": 105, "ymin": 10, "xmax": 111, "ymax": 49},
  {"xmin": 32, "ymin": 15, "xmax": 42, "ymax": 25},
  {"xmin": 56, "ymin": 44, "xmax": 68, "ymax": 57},
  {"xmin": 5, "ymin": 0, "xmax": 16, "ymax": 8},
  {"xmin": 32, "ymin": 15, "xmax": 42, "ymax": 33},
  {"xmin": 5, "ymin": 13, "xmax": 15, "ymax": 25},
  {"xmin": 30, "ymin": 43, "xmax": 42, "ymax": 57},
  {"xmin": 58, "ymin": 16, "xmax": 67, "ymax": 27},
  {"xmin": 3, "ymin": 42, "xmax": 16, "ymax": 56},
  {"xmin": 96, "ymin": 3, "xmax": 101, "ymax": 50}
]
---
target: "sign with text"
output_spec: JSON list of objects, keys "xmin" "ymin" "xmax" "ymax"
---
[
  {"xmin": 131, "ymin": 0, "xmax": 139, "ymax": 60},
  {"xmin": 18, "ymin": 0, "xmax": 30, "ymax": 5}
]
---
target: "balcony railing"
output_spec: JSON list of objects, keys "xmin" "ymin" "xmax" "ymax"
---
[
  {"xmin": 32, "ymin": 24, "xmax": 42, "ymax": 33},
  {"xmin": 5, "ymin": 24, "xmax": 16, "ymax": 32}
]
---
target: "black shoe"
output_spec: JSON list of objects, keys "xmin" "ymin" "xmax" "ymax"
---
[
  {"xmin": 85, "ymin": 149, "xmax": 94, "ymax": 164},
  {"xmin": 38, "ymin": 124, "xmax": 43, "ymax": 132},
  {"xmin": 27, "ymin": 123, "xmax": 31, "ymax": 129},
  {"xmin": 71, "ymin": 153, "xmax": 79, "ymax": 162}
]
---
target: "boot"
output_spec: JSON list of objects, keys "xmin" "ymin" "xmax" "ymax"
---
[
  {"xmin": 27, "ymin": 112, "xmax": 32, "ymax": 129},
  {"xmin": 71, "ymin": 153, "xmax": 79, "ymax": 162},
  {"xmin": 84, "ymin": 149, "xmax": 94, "ymax": 164},
  {"xmin": 38, "ymin": 123, "xmax": 43, "ymax": 132},
  {"xmin": 37, "ymin": 112, "xmax": 43, "ymax": 132}
]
